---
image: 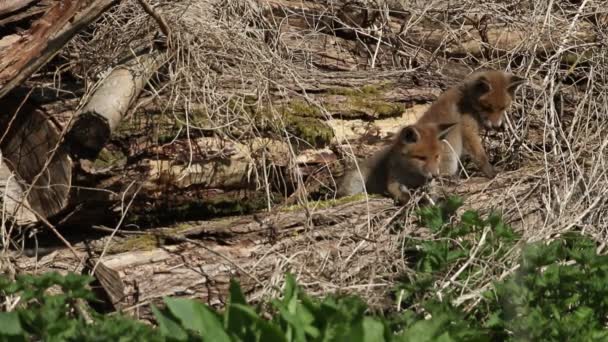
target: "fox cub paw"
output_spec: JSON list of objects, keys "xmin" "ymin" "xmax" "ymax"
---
[{"xmin": 481, "ymin": 164, "xmax": 497, "ymax": 179}]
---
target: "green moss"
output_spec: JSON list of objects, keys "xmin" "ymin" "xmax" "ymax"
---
[
  {"xmin": 284, "ymin": 114, "xmax": 334, "ymax": 148},
  {"xmin": 325, "ymin": 84, "xmax": 403, "ymax": 119},
  {"xmin": 327, "ymin": 84, "xmax": 385, "ymax": 96},
  {"xmin": 350, "ymin": 97, "xmax": 402, "ymax": 118},
  {"xmin": 561, "ymin": 50, "xmax": 593, "ymax": 65},
  {"xmin": 109, "ymin": 234, "xmax": 161, "ymax": 253},
  {"xmin": 127, "ymin": 192, "xmax": 272, "ymax": 228},
  {"xmin": 281, "ymin": 193, "xmax": 381, "ymax": 212},
  {"xmin": 285, "ymin": 99, "xmax": 322, "ymax": 117},
  {"xmin": 361, "ymin": 84, "xmax": 383, "ymax": 95},
  {"xmin": 92, "ymin": 148, "xmax": 126, "ymax": 169},
  {"xmin": 249, "ymin": 100, "xmax": 334, "ymax": 148}
]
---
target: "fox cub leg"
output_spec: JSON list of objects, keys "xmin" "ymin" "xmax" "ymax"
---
[
  {"xmin": 461, "ymin": 117, "xmax": 495, "ymax": 178},
  {"xmin": 387, "ymin": 180, "xmax": 412, "ymax": 205},
  {"xmin": 439, "ymin": 126, "xmax": 462, "ymax": 177}
]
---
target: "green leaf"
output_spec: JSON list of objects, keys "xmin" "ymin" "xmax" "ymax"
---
[
  {"xmin": 225, "ymin": 279, "xmax": 251, "ymax": 335},
  {"xmin": 151, "ymin": 306, "xmax": 189, "ymax": 342},
  {"xmin": 460, "ymin": 210, "xmax": 483, "ymax": 227},
  {"xmin": 417, "ymin": 206, "xmax": 445, "ymax": 232},
  {"xmin": 228, "ymin": 279, "xmax": 248, "ymax": 306},
  {"xmin": 165, "ymin": 297, "xmax": 231, "ymax": 342},
  {"xmin": 0, "ymin": 312, "xmax": 23, "ymax": 336},
  {"xmin": 361, "ymin": 317, "xmax": 386, "ymax": 342},
  {"xmin": 442, "ymin": 196, "xmax": 464, "ymax": 218},
  {"xmin": 435, "ymin": 332, "xmax": 456, "ymax": 342},
  {"xmin": 230, "ymin": 304, "xmax": 286, "ymax": 342},
  {"xmin": 283, "ymin": 273, "xmax": 298, "ymax": 307}
]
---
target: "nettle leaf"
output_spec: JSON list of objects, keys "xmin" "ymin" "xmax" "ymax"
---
[
  {"xmin": 276, "ymin": 305, "xmax": 318, "ymax": 342},
  {"xmin": 417, "ymin": 206, "xmax": 445, "ymax": 232},
  {"xmin": 483, "ymin": 311, "xmax": 503, "ymax": 329},
  {"xmin": 152, "ymin": 306, "xmax": 189, "ymax": 342},
  {"xmin": 460, "ymin": 210, "xmax": 483, "ymax": 228},
  {"xmin": 229, "ymin": 304, "xmax": 286, "ymax": 342},
  {"xmin": 228, "ymin": 279, "xmax": 248, "ymax": 306},
  {"xmin": 446, "ymin": 249, "xmax": 468, "ymax": 263},
  {"xmin": 396, "ymin": 313, "xmax": 450, "ymax": 342},
  {"xmin": 0, "ymin": 276, "xmax": 19, "ymax": 294},
  {"xmin": 0, "ymin": 311, "xmax": 23, "ymax": 336},
  {"xmin": 225, "ymin": 279, "xmax": 253, "ymax": 336},
  {"xmin": 165, "ymin": 297, "xmax": 231, "ymax": 342},
  {"xmin": 442, "ymin": 196, "xmax": 463, "ymax": 218},
  {"xmin": 283, "ymin": 273, "xmax": 298, "ymax": 308},
  {"xmin": 346, "ymin": 317, "xmax": 386, "ymax": 342},
  {"xmin": 435, "ymin": 332, "xmax": 457, "ymax": 342},
  {"xmin": 314, "ymin": 296, "xmax": 369, "ymax": 340}
]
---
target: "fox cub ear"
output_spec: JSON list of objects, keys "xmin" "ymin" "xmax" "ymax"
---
[
  {"xmin": 473, "ymin": 76, "xmax": 492, "ymax": 95},
  {"xmin": 471, "ymin": 75, "xmax": 492, "ymax": 96},
  {"xmin": 436, "ymin": 123, "xmax": 457, "ymax": 140},
  {"xmin": 508, "ymin": 75, "xmax": 525, "ymax": 95},
  {"xmin": 400, "ymin": 126, "xmax": 420, "ymax": 144}
]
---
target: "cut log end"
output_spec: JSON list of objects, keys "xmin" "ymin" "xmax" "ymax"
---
[{"xmin": 65, "ymin": 112, "xmax": 112, "ymax": 159}]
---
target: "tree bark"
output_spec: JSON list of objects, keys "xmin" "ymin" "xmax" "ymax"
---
[
  {"xmin": 92, "ymin": 196, "xmax": 394, "ymax": 311},
  {"xmin": 0, "ymin": 94, "xmax": 71, "ymax": 220},
  {"xmin": 65, "ymin": 51, "xmax": 166, "ymax": 159},
  {"xmin": 0, "ymin": 0, "xmax": 120, "ymax": 99},
  {"xmin": 0, "ymin": 151, "xmax": 37, "ymax": 224},
  {"xmin": 0, "ymin": 0, "xmax": 37, "ymax": 16}
]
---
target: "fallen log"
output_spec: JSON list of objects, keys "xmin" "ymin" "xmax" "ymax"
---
[
  {"xmin": 90, "ymin": 159, "xmax": 544, "ymax": 314},
  {"xmin": 264, "ymin": 0, "xmax": 598, "ymax": 62},
  {"xmin": 0, "ymin": 94, "xmax": 71, "ymax": 220},
  {"xmin": 66, "ymin": 51, "xmax": 166, "ymax": 159},
  {"xmin": 0, "ymin": 151, "xmax": 37, "ymax": 225},
  {"xmin": 92, "ymin": 196, "xmax": 395, "ymax": 311}
]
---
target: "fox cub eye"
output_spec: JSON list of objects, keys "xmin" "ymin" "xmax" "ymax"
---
[{"xmin": 413, "ymin": 156, "xmax": 427, "ymax": 161}]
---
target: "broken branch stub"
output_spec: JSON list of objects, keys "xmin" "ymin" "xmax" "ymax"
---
[{"xmin": 66, "ymin": 52, "xmax": 165, "ymax": 159}]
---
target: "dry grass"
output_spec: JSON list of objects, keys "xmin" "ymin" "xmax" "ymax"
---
[{"xmin": 2, "ymin": 0, "xmax": 608, "ymax": 316}]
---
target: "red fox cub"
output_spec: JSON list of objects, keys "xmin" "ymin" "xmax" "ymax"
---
[
  {"xmin": 417, "ymin": 70, "xmax": 525, "ymax": 178},
  {"xmin": 338, "ymin": 122, "xmax": 456, "ymax": 204}
]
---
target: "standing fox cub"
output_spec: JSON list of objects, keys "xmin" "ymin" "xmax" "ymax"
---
[
  {"xmin": 338, "ymin": 122, "xmax": 455, "ymax": 204},
  {"xmin": 418, "ymin": 70, "xmax": 525, "ymax": 178}
]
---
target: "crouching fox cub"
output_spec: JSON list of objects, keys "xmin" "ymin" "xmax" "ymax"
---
[{"xmin": 338, "ymin": 122, "xmax": 455, "ymax": 204}]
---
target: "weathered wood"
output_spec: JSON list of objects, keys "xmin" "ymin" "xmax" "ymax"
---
[
  {"xmin": 0, "ymin": 151, "xmax": 37, "ymax": 224},
  {"xmin": 0, "ymin": 0, "xmax": 120, "ymax": 99},
  {"xmin": 92, "ymin": 197, "xmax": 394, "ymax": 310},
  {"xmin": 0, "ymin": 0, "xmax": 38, "ymax": 16},
  {"xmin": 265, "ymin": 0, "xmax": 598, "ymax": 61},
  {"xmin": 403, "ymin": 22, "xmax": 597, "ymax": 58},
  {"xmin": 0, "ymin": 94, "xmax": 71, "ymax": 219},
  {"xmin": 66, "ymin": 52, "xmax": 165, "ymax": 159}
]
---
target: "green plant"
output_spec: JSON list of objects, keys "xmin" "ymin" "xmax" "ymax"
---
[
  {"xmin": 4, "ymin": 199, "xmax": 608, "ymax": 341},
  {"xmin": 397, "ymin": 197, "xmax": 521, "ymax": 307},
  {"xmin": 0, "ymin": 272, "xmax": 158, "ymax": 341},
  {"xmin": 486, "ymin": 233, "xmax": 608, "ymax": 341}
]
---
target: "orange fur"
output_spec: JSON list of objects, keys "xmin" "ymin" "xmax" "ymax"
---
[
  {"xmin": 338, "ymin": 122, "xmax": 455, "ymax": 204},
  {"xmin": 417, "ymin": 70, "xmax": 524, "ymax": 178}
]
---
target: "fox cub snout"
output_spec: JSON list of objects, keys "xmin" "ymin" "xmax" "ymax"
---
[
  {"xmin": 463, "ymin": 71, "xmax": 525, "ymax": 130},
  {"xmin": 337, "ymin": 122, "xmax": 456, "ymax": 204},
  {"xmin": 393, "ymin": 123, "xmax": 454, "ymax": 180}
]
